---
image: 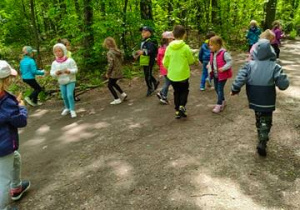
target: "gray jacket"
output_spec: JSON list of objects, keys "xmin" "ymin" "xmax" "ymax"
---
[{"xmin": 232, "ymin": 39, "xmax": 289, "ymax": 112}]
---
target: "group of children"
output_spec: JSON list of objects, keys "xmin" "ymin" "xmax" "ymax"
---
[{"xmin": 0, "ymin": 20, "xmax": 290, "ymax": 209}]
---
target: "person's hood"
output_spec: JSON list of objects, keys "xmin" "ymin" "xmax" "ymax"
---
[
  {"xmin": 253, "ymin": 39, "xmax": 276, "ymax": 61},
  {"xmin": 53, "ymin": 43, "xmax": 67, "ymax": 57},
  {"xmin": 168, "ymin": 40, "xmax": 185, "ymax": 50}
]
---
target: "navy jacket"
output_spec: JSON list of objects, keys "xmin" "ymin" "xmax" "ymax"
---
[
  {"xmin": 0, "ymin": 91, "xmax": 27, "ymax": 157},
  {"xmin": 232, "ymin": 39, "xmax": 289, "ymax": 112},
  {"xmin": 141, "ymin": 37, "xmax": 158, "ymax": 66},
  {"xmin": 198, "ymin": 42, "xmax": 211, "ymax": 63}
]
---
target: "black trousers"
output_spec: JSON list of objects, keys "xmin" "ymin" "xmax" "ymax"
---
[
  {"xmin": 271, "ymin": 44, "xmax": 280, "ymax": 58},
  {"xmin": 108, "ymin": 78, "xmax": 123, "ymax": 99},
  {"xmin": 171, "ymin": 79, "xmax": 189, "ymax": 111},
  {"xmin": 255, "ymin": 111, "xmax": 273, "ymax": 142},
  {"xmin": 23, "ymin": 79, "xmax": 42, "ymax": 103},
  {"xmin": 143, "ymin": 65, "xmax": 157, "ymax": 91}
]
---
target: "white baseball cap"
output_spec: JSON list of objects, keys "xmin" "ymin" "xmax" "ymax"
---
[{"xmin": 0, "ymin": 60, "xmax": 18, "ymax": 79}]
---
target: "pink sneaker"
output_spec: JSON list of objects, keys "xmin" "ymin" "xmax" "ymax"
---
[
  {"xmin": 212, "ymin": 105, "xmax": 222, "ymax": 113},
  {"xmin": 221, "ymin": 100, "xmax": 227, "ymax": 111}
]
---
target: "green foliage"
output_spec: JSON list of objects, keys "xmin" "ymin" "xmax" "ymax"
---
[{"xmin": 289, "ymin": 29, "xmax": 297, "ymax": 39}]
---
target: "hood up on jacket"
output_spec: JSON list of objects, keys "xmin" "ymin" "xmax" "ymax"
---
[
  {"xmin": 168, "ymin": 40, "xmax": 185, "ymax": 50},
  {"xmin": 253, "ymin": 39, "xmax": 276, "ymax": 61}
]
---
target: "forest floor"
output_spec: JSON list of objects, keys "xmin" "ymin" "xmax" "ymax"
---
[{"xmin": 16, "ymin": 40, "xmax": 300, "ymax": 210}]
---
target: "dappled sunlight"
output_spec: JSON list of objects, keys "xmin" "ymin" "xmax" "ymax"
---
[
  {"xmin": 94, "ymin": 121, "xmax": 110, "ymax": 129},
  {"xmin": 23, "ymin": 137, "xmax": 46, "ymax": 146},
  {"xmin": 30, "ymin": 109, "xmax": 50, "ymax": 118},
  {"xmin": 280, "ymin": 86, "xmax": 300, "ymax": 99},
  {"xmin": 59, "ymin": 123, "xmax": 97, "ymax": 143},
  {"xmin": 128, "ymin": 122, "xmax": 143, "ymax": 129},
  {"xmin": 70, "ymin": 158, "xmax": 105, "ymax": 178},
  {"xmin": 36, "ymin": 124, "xmax": 50, "ymax": 135},
  {"xmin": 168, "ymin": 155, "xmax": 198, "ymax": 168}
]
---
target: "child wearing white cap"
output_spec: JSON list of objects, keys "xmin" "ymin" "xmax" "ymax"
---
[{"xmin": 0, "ymin": 60, "xmax": 31, "ymax": 210}]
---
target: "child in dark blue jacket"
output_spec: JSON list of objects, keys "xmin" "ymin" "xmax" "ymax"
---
[
  {"xmin": 0, "ymin": 60, "xmax": 30, "ymax": 209},
  {"xmin": 198, "ymin": 31, "xmax": 215, "ymax": 90}
]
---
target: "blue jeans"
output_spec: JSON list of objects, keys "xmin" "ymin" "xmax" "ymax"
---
[
  {"xmin": 200, "ymin": 60, "xmax": 209, "ymax": 89},
  {"xmin": 160, "ymin": 76, "xmax": 171, "ymax": 99},
  {"xmin": 213, "ymin": 77, "xmax": 227, "ymax": 105},
  {"xmin": 0, "ymin": 151, "xmax": 22, "ymax": 210},
  {"xmin": 60, "ymin": 82, "xmax": 75, "ymax": 111}
]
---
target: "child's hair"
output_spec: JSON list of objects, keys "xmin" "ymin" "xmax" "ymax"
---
[
  {"xmin": 272, "ymin": 20, "xmax": 280, "ymax": 29},
  {"xmin": 173, "ymin": 25, "xmax": 186, "ymax": 39},
  {"xmin": 205, "ymin": 31, "xmax": 216, "ymax": 40},
  {"xmin": 250, "ymin": 20, "xmax": 258, "ymax": 27},
  {"xmin": 260, "ymin": 29, "xmax": 275, "ymax": 41},
  {"xmin": 160, "ymin": 38, "xmax": 169, "ymax": 46},
  {"xmin": 58, "ymin": 38, "xmax": 70, "ymax": 46},
  {"xmin": 0, "ymin": 77, "xmax": 11, "ymax": 91},
  {"xmin": 209, "ymin": 35, "xmax": 224, "ymax": 48},
  {"xmin": 103, "ymin": 37, "xmax": 120, "ymax": 52}
]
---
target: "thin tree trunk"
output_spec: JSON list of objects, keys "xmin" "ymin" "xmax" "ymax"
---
[
  {"xmin": 140, "ymin": 0, "xmax": 153, "ymax": 20},
  {"xmin": 122, "ymin": 0, "xmax": 129, "ymax": 55},
  {"xmin": 83, "ymin": 0, "xmax": 94, "ymax": 67},
  {"xmin": 264, "ymin": 0, "xmax": 277, "ymax": 30}
]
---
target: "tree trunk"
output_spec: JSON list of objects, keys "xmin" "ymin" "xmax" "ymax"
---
[
  {"xmin": 122, "ymin": 0, "xmax": 129, "ymax": 55},
  {"xmin": 140, "ymin": 0, "xmax": 153, "ymax": 20},
  {"xmin": 83, "ymin": 0, "xmax": 94, "ymax": 66},
  {"xmin": 74, "ymin": 0, "xmax": 81, "ymax": 18},
  {"xmin": 211, "ymin": 0, "xmax": 218, "ymax": 25},
  {"xmin": 29, "ymin": 0, "xmax": 42, "ymax": 67},
  {"xmin": 264, "ymin": 0, "xmax": 277, "ymax": 30}
]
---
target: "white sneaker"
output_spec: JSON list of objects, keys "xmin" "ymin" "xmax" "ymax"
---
[
  {"xmin": 121, "ymin": 93, "xmax": 127, "ymax": 101},
  {"xmin": 37, "ymin": 101, "xmax": 43, "ymax": 106},
  {"xmin": 110, "ymin": 98, "xmax": 122, "ymax": 105},
  {"xmin": 70, "ymin": 110, "xmax": 77, "ymax": 118},
  {"xmin": 25, "ymin": 97, "xmax": 37, "ymax": 107},
  {"xmin": 61, "ymin": 109, "xmax": 70, "ymax": 116}
]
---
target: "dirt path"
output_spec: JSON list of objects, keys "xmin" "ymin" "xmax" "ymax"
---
[{"xmin": 17, "ymin": 40, "xmax": 300, "ymax": 210}]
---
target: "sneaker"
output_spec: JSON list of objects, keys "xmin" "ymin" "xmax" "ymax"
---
[
  {"xmin": 212, "ymin": 105, "xmax": 222, "ymax": 113},
  {"xmin": 37, "ymin": 101, "xmax": 43, "ymax": 106},
  {"xmin": 110, "ymin": 98, "xmax": 122, "ymax": 105},
  {"xmin": 24, "ymin": 97, "xmax": 37, "ymax": 107},
  {"xmin": 156, "ymin": 92, "xmax": 162, "ymax": 100},
  {"xmin": 61, "ymin": 108, "xmax": 70, "ymax": 116},
  {"xmin": 257, "ymin": 141, "xmax": 267, "ymax": 156},
  {"xmin": 160, "ymin": 98, "xmax": 169, "ymax": 105},
  {"xmin": 154, "ymin": 81, "xmax": 160, "ymax": 90},
  {"xmin": 75, "ymin": 96, "xmax": 81, "ymax": 102},
  {"xmin": 175, "ymin": 111, "xmax": 181, "ymax": 119},
  {"xmin": 121, "ymin": 93, "xmax": 128, "ymax": 101},
  {"xmin": 221, "ymin": 100, "xmax": 227, "ymax": 111},
  {"xmin": 146, "ymin": 90, "xmax": 154, "ymax": 97},
  {"xmin": 200, "ymin": 87, "xmax": 205, "ymax": 91},
  {"xmin": 70, "ymin": 110, "xmax": 77, "ymax": 118},
  {"xmin": 10, "ymin": 180, "xmax": 30, "ymax": 201},
  {"xmin": 179, "ymin": 106, "xmax": 187, "ymax": 117},
  {"xmin": 206, "ymin": 79, "xmax": 212, "ymax": 88}
]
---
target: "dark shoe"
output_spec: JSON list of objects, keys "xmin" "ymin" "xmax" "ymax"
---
[
  {"xmin": 154, "ymin": 81, "xmax": 160, "ymax": 90},
  {"xmin": 257, "ymin": 141, "xmax": 267, "ymax": 157},
  {"xmin": 11, "ymin": 180, "xmax": 31, "ymax": 201},
  {"xmin": 179, "ymin": 106, "xmax": 187, "ymax": 118},
  {"xmin": 146, "ymin": 90, "xmax": 154, "ymax": 97},
  {"xmin": 175, "ymin": 111, "xmax": 181, "ymax": 119},
  {"xmin": 156, "ymin": 92, "xmax": 162, "ymax": 100},
  {"xmin": 75, "ymin": 96, "xmax": 80, "ymax": 102}
]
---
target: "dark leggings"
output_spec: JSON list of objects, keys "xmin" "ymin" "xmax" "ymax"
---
[
  {"xmin": 271, "ymin": 44, "xmax": 280, "ymax": 58},
  {"xmin": 108, "ymin": 78, "xmax": 123, "ymax": 99},
  {"xmin": 171, "ymin": 79, "xmax": 189, "ymax": 111},
  {"xmin": 143, "ymin": 65, "xmax": 157, "ymax": 91},
  {"xmin": 23, "ymin": 79, "xmax": 42, "ymax": 104}
]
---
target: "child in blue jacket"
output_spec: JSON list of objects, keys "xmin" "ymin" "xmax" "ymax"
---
[
  {"xmin": 20, "ymin": 46, "xmax": 45, "ymax": 106},
  {"xmin": 198, "ymin": 31, "xmax": 215, "ymax": 90},
  {"xmin": 0, "ymin": 60, "xmax": 30, "ymax": 210}
]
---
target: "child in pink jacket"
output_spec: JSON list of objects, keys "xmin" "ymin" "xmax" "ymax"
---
[{"xmin": 156, "ymin": 31, "xmax": 174, "ymax": 104}]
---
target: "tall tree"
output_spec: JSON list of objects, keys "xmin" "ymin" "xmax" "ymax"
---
[
  {"xmin": 83, "ymin": 0, "xmax": 94, "ymax": 66},
  {"xmin": 140, "ymin": 0, "xmax": 153, "ymax": 20},
  {"xmin": 264, "ymin": 0, "xmax": 278, "ymax": 29}
]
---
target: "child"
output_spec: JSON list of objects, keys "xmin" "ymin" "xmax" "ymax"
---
[
  {"xmin": 103, "ymin": 37, "xmax": 127, "ymax": 105},
  {"xmin": 136, "ymin": 26, "xmax": 159, "ymax": 96},
  {"xmin": 231, "ymin": 39, "xmax": 289, "ymax": 156},
  {"xmin": 20, "ymin": 46, "xmax": 45, "ymax": 106},
  {"xmin": 271, "ymin": 20, "xmax": 284, "ymax": 58},
  {"xmin": 58, "ymin": 38, "xmax": 80, "ymax": 102},
  {"xmin": 156, "ymin": 31, "xmax": 174, "ymax": 104},
  {"xmin": 246, "ymin": 20, "xmax": 261, "ymax": 52},
  {"xmin": 209, "ymin": 36, "xmax": 233, "ymax": 113},
  {"xmin": 198, "ymin": 31, "xmax": 215, "ymax": 91},
  {"xmin": 50, "ymin": 43, "xmax": 78, "ymax": 118},
  {"xmin": 0, "ymin": 60, "xmax": 30, "ymax": 210},
  {"xmin": 163, "ymin": 25, "xmax": 195, "ymax": 119}
]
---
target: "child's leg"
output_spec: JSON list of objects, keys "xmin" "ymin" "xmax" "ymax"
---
[
  {"xmin": 160, "ymin": 76, "xmax": 171, "ymax": 99},
  {"xmin": 66, "ymin": 82, "xmax": 76, "ymax": 111},
  {"xmin": 200, "ymin": 61, "xmax": 209, "ymax": 89},
  {"xmin": 149, "ymin": 65, "xmax": 158, "ymax": 88},
  {"xmin": 179, "ymin": 79, "xmax": 189, "ymax": 107},
  {"xmin": 171, "ymin": 81, "xmax": 180, "ymax": 111},
  {"xmin": 143, "ymin": 66, "xmax": 154, "ymax": 91},
  {"xmin": 255, "ymin": 111, "xmax": 273, "ymax": 156},
  {"xmin": 23, "ymin": 79, "xmax": 42, "ymax": 104},
  {"xmin": 108, "ymin": 78, "xmax": 120, "ymax": 99},
  {"xmin": 111, "ymin": 79, "xmax": 124, "ymax": 94},
  {"xmin": 60, "ymin": 84, "xmax": 70, "ymax": 110},
  {"xmin": 214, "ymin": 78, "xmax": 227, "ymax": 105},
  {"xmin": 0, "ymin": 153, "xmax": 15, "ymax": 210}
]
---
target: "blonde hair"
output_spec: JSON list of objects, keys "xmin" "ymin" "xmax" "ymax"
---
[
  {"xmin": 103, "ymin": 37, "xmax": 120, "ymax": 51},
  {"xmin": 0, "ymin": 77, "xmax": 11, "ymax": 91},
  {"xmin": 260, "ymin": 29, "xmax": 275, "ymax": 41},
  {"xmin": 209, "ymin": 35, "xmax": 224, "ymax": 48},
  {"xmin": 272, "ymin": 20, "xmax": 280, "ymax": 29},
  {"xmin": 250, "ymin": 20, "xmax": 258, "ymax": 27}
]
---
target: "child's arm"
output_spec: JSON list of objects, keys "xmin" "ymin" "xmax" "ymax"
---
[
  {"xmin": 219, "ymin": 52, "xmax": 232, "ymax": 71},
  {"xmin": 66, "ymin": 59, "xmax": 78, "ymax": 74},
  {"xmin": 4, "ymin": 100, "xmax": 27, "ymax": 128},
  {"xmin": 30, "ymin": 59, "xmax": 44, "ymax": 76},
  {"xmin": 231, "ymin": 63, "xmax": 249, "ymax": 94},
  {"xmin": 198, "ymin": 47, "xmax": 203, "ymax": 63},
  {"xmin": 162, "ymin": 48, "xmax": 170, "ymax": 69},
  {"xmin": 274, "ymin": 65, "xmax": 289, "ymax": 90},
  {"xmin": 106, "ymin": 52, "xmax": 114, "ymax": 76},
  {"xmin": 186, "ymin": 46, "xmax": 195, "ymax": 65}
]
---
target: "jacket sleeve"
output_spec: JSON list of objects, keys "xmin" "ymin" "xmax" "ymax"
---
[
  {"xmin": 4, "ymin": 100, "xmax": 27, "ymax": 128},
  {"xmin": 143, "ymin": 41, "xmax": 156, "ymax": 56},
  {"xmin": 157, "ymin": 50, "xmax": 163, "ymax": 67},
  {"xmin": 198, "ymin": 46, "xmax": 203, "ymax": 63},
  {"xmin": 186, "ymin": 46, "xmax": 195, "ymax": 65},
  {"xmin": 222, "ymin": 52, "xmax": 232, "ymax": 70},
  {"xmin": 107, "ymin": 52, "xmax": 114, "ymax": 75},
  {"xmin": 30, "ymin": 59, "xmax": 44, "ymax": 76},
  {"xmin": 231, "ymin": 63, "xmax": 249, "ymax": 93},
  {"xmin": 50, "ymin": 62, "xmax": 57, "ymax": 78},
  {"xmin": 274, "ymin": 65, "xmax": 289, "ymax": 90},
  {"xmin": 162, "ymin": 47, "xmax": 170, "ymax": 69},
  {"xmin": 68, "ymin": 59, "xmax": 78, "ymax": 74}
]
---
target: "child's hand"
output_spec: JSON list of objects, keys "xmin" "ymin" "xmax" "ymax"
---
[
  {"xmin": 19, "ymin": 100, "xmax": 25, "ymax": 106},
  {"xmin": 56, "ymin": 70, "xmax": 62, "ymax": 75},
  {"xmin": 65, "ymin": 69, "xmax": 71, "ymax": 74},
  {"xmin": 218, "ymin": 68, "xmax": 224, "ymax": 72},
  {"xmin": 17, "ymin": 92, "xmax": 23, "ymax": 103},
  {"xmin": 137, "ymin": 50, "xmax": 144, "ymax": 56}
]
